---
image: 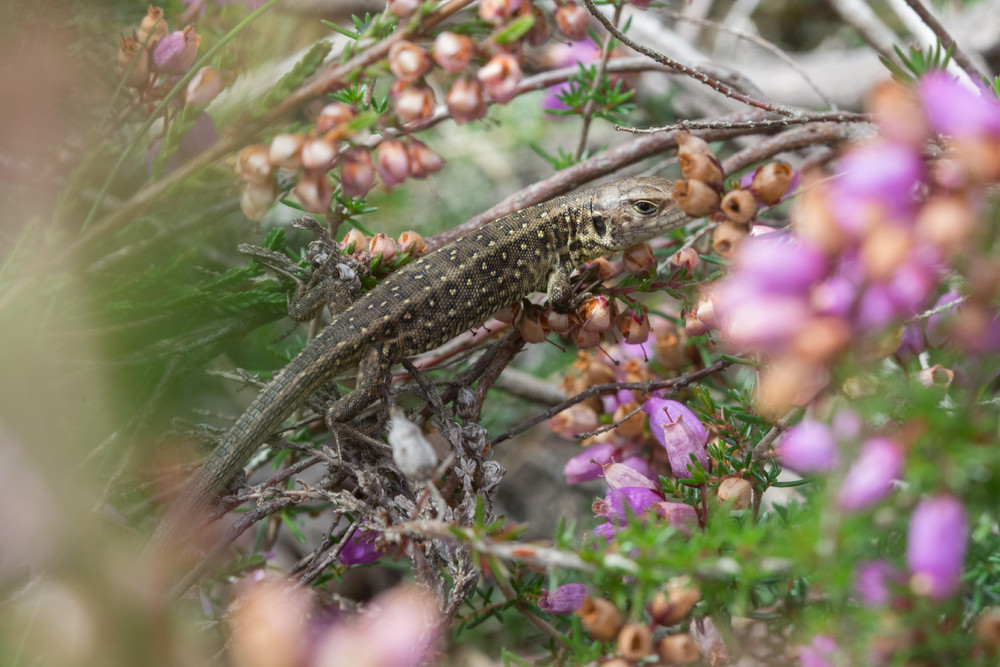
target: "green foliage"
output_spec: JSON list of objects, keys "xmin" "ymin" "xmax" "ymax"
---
[
  {"xmin": 879, "ymin": 41, "xmax": 954, "ymax": 84},
  {"xmin": 252, "ymin": 39, "xmax": 333, "ymax": 117}
]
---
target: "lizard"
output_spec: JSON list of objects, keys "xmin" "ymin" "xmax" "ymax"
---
[{"xmin": 153, "ymin": 176, "xmax": 688, "ymax": 547}]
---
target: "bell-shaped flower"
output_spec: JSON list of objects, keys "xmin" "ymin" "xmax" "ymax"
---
[
  {"xmin": 837, "ymin": 437, "xmax": 904, "ymax": 511},
  {"xmin": 538, "ymin": 583, "xmax": 587, "ymax": 614},
  {"xmin": 906, "ymin": 495, "xmax": 968, "ymax": 599},
  {"xmin": 643, "ymin": 397, "xmax": 709, "ymax": 478},
  {"xmin": 776, "ymin": 419, "xmax": 839, "ymax": 473}
]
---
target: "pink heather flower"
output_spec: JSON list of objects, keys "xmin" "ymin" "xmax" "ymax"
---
[
  {"xmin": 730, "ymin": 234, "xmax": 829, "ymax": 294},
  {"xmin": 601, "ymin": 486, "xmax": 662, "ymax": 522},
  {"xmin": 339, "ymin": 146, "xmax": 375, "ymax": 199},
  {"xmin": 775, "ymin": 419, "xmax": 839, "ymax": 473},
  {"xmin": 812, "ymin": 274, "xmax": 857, "ymax": 318},
  {"xmin": 603, "ymin": 461, "xmax": 658, "ymax": 492},
  {"xmin": 376, "ymin": 140, "xmax": 410, "ymax": 189},
  {"xmin": 620, "ymin": 456, "xmax": 654, "ymax": 481},
  {"xmin": 799, "ymin": 634, "xmax": 837, "ymax": 667},
  {"xmin": 853, "ymin": 560, "xmax": 899, "ymax": 607},
  {"xmin": 339, "ymin": 529, "xmax": 383, "ymax": 565},
  {"xmin": 837, "ymin": 437, "xmax": 904, "ymax": 511},
  {"xmin": 538, "ymin": 583, "xmax": 587, "ymax": 614},
  {"xmin": 152, "ymin": 26, "xmax": 200, "ymax": 75},
  {"xmin": 544, "ymin": 42, "xmax": 601, "ymax": 112},
  {"xmin": 477, "ymin": 53, "xmax": 522, "ymax": 104},
  {"xmin": 564, "ymin": 443, "xmax": 618, "ymax": 484},
  {"xmin": 919, "ymin": 72, "xmax": 1000, "ymax": 138},
  {"xmin": 832, "ymin": 143, "xmax": 924, "ymax": 235},
  {"xmin": 906, "ymin": 495, "xmax": 968, "ymax": 599},
  {"xmin": 717, "ymin": 287, "xmax": 813, "ymax": 348},
  {"xmin": 642, "ymin": 397, "xmax": 709, "ymax": 478}
]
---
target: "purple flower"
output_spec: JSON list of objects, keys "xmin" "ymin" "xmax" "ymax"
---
[
  {"xmin": 538, "ymin": 583, "xmax": 587, "ymax": 614},
  {"xmin": 564, "ymin": 443, "xmax": 618, "ymax": 484},
  {"xmin": 603, "ymin": 461, "xmax": 658, "ymax": 491},
  {"xmin": 896, "ymin": 322, "xmax": 926, "ymax": 359},
  {"xmin": 642, "ymin": 397, "xmax": 709, "ymax": 478},
  {"xmin": 620, "ymin": 456, "xmax": 654, "ymax": 481},
  {"xmin": 906, "ymin": 495, "xmax": 968, "ymax": 599},
  {"xmin": 799, "ymin": 634, "xmax": 837, "ymax": 667},
  {"xmin": 837, "ymin": 438, "xmax": 905, "ymax": 511},
  {"xmin": 832, "ymin": 143, "xmax": 924, "ymax": 235},
  {"xmin": 152, "ymin": 27, "xmax": 200, "ymax": 75},
  {"xmin": 920, "ymin": 72, "xmax": 1000, "ymax": 138},
  {"xmin": 339, "ymin": 529, "xmax": 383, "ymax": 566},
  {"xmin": 717, "ymin": 286, "xmax": 813, "ymax": 348},
  {"xmin": 776, "ymin": 419, "xmax": 839, "ymax": 473},
  {"xmin": 601, "ymin": 487, "xmax": 662, "ymax": 523},
  {"xmin": 853, "ymin": 560, "xmax": 899, "ymax": 607},
  {"xmin": 731, "ymin": 234, "xmax": 829, "ymax": 294}
]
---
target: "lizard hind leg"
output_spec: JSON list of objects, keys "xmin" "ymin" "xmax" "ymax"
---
[{"xmin": 324, "ymin": 344, "xmax": 391, "ymax": 427}]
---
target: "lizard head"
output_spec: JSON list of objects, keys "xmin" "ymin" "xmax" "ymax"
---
[{"xmin": 578, "ymin": 176, "xmax": 688, "ymax": 259}]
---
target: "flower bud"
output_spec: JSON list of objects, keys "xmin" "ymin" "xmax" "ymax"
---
[
  {"xmin": 477, "ymin": 53, "xmax": 521, "ymax": 104},
  {"xmin": 433, "ymin": 31, "xmax": 474, "ymax": 73},
  {"xmin": 751, "ymin": 161, "xmax": 793, "ymax": 205},
  {"xmin": 657, "ymin": 634, "xmax": 700, "ymax": 663},
  {"xmin": 446, "ymin": 77, "xmax": 488, "ymax": 124},
  {"xmin": 669, "ymin": 247, "xmax": 700, "ymax": 272},
  {"xmin": 554, "ymin": 3, "xmax": 589, "ymax": 41},
  {"xmin": 711, "ymin": 220, "xmax": 748, "ymax": 258},
  {"xmin": 776, "ymin": 419, "xmax": 839, "ymax": 473},
  {"xmin": 152, "ymin": 26, "xmax": 200, "ymax": 75},
  {"xmin": 643, "ymin": 397, "xmax": 709, "ymax": 478},
  {"xmin": 316, "ymin": 102, "xmax": 355, "ymax": 134},
  {"xmin": 837, "ymin": 437, "xmax": 904, "ymax": 511},
  {"xmin": 387, "ymin": 407, "xmax": 437, "ymax": 481},
  {"xmin": 406, "ymin": 140, "xmax": 444, "ymax": 178},
  {"xmin": 975, "ymin": 610, "xmax": 1000, "ymax": 654},
  {"xmin": 612, "ymin": 401, "xmax": 645, "ymax": 438},
  {"xmin": 859, "ymin": 222, "xmax": 911, "ymax": 283},
  {"xmin": 720, "ymin": 189, "xmax": 758, "ymax": 224},
  {"xmin": 618, "ymin": 310, "xmax": 650, "ymax": 344},
  {"xmin": 717, "ymin": 477, "xmax": 752, "ymax": 510},
  {"xmin": 617, "ymin": 624, "xmax": 653, "ymax": 660},
  {"xmin": 240, "ymin": 179, "xmax": 277, "ymax": 221},
  {"xmin": 868, "ymin": 80, "xmax": 928, "ymax": 146},
  {"xmin": 676, "ymin": 131, "xmax": 715, "ymax": 159},
  {"xmin": 585, "ymin": 256, "xmax": 619, "ymax": 279},
  {"xmin": 791, "ymin": 315, "xmax": 851, "ymax": 363},
  {"xmin": 755, "ymin": 356, "xmax": 825, "ymax": 421},
  {"xmin": 137, "ymin": 6, "xmax": 169, "ymax": 48},
  {"xmin": 573, "ymin": 326, "xmax": 602, "ymax": 349},
  {"xmin": 579, "ymin": 295, "xmax": 613, "ymax": 333},
  {"xmin": 526, "ymin": 5, "xmax": 553, "ymax": 46},
  {"xmin": 538, "ymin": 583, "xmax": 588, "ymax": 615},
  {"xmin": 684, "ymin": 311, "xmax": 709, "ymax": 336},
  {"xmin": 236, "ymin": 144, "xmax": 273, "ymax": 185},
  {"xmin": 293, "ymin": 170, "xmax": 333, "ymax": 214},
  {"xmin": 268, "ymin": 133, "xmax": 304, "ymax": 171},
  {"xmin": 117, "ymin": 35, "xmax": 150, "ymax": 87},
  {"xmin": 564, "ymin": 443, "xmax": 617, "ymax": 484},
  {"xmin": 547, "ymin": 310, "xmax": 571, "ymax": 333},
  {"xmin": 907, "ymin": 495, "xmax": 968, "ymax": 599},
  {"xmin": 517, "ymin": 308, "xmax": 548, "ymax": 343},
  {"xmin": 915, "ymin": 195, "xmax": 976, "ymax": 253},
  {"xmin": 678, "ymin": 151, "xmax": 724, "ymax": 185},
  {"xmin": 397, "ymin": 230, "xmax": 427, "ymax": 255},
  {"xmin": 376, "ymin": 139, "xmax": 411, "ymax": 189},
  {"xmin": 369, "ymin": 233, "xmax": 397, "ymax": 264},
  {"xmin": 622, "ymin": 241, "xmax": 655, "ymax": 274},
  {"xmin": 650, "ymin": 576, "xmax": 701, "ymax": 626},
  {"xmin": 673, "ymin": 179, "xmax": 720, "ymax": 218},
  {"xmin": 387, "ymin": 0, "xmax": 419, "ymax": 17},
  {"xmin": 389, "ymin": 41, "xmax": 431, "ymax": 83},
  {"xmin": 341, "ymin": 228, "xmax": 368, "ymax": 253},
  {"xmin": 185, "ymin": 66, "xmax": 221, "ymax": 107},
  {"xmin": 394, "ymin": 85, "xmax": 436, "ymax": 123},
  {"xmin": 576, "ymin": 597, "xmax": 623, "ymax": 641},
  {"xmin": 916, "ymin": 364, "xmax": 954, "ymax": 387},
  {"xmin": 549, "ymin": 404, "xmax": 599, "ymax": 438},
  {"xmin": 300, "ymin": 136, "xmax": 338, "ymax": 171},
  {"xmin": 479, "ymin": 0, "xmax": 519, "ymax": 25},
  {"xmin": 693, "ymin": 294, "xmax": 718, "ymax": 330},
  {"xmin": 339, "ymin": 146, "xmax": 375, "ymax": 198}
]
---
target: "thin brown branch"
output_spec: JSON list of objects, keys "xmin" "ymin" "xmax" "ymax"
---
[
  {"xmin": 574, "ymin": 3, "xmax": 623, "ymax": 160},
  {"xmin": 615, "ymin": 111, "xmax": 870, "ymax": 135}
]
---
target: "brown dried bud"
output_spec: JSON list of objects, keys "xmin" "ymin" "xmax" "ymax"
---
[
  {"xmin": 756, "ymin": 356, "xmax": 826, "ymax": 421},
  {"xmin": 678, "ymin": 151, "xmax": 724, "ymax": 185},
  {"xmin": 654, "ymin": 319, "xmax": 688, "ymax": 371},
  {"xmin": 185, "ymin": 66, "xmax": 222, "ymax": 107},
  {"xmin": 240, "ymin": 179, "xmax": 277, "ymax": 221},
  {"xmin": 477, "ymin": 53, "xmax": 521, "ymax": 104},
  {"xmin": 793, "ymin": 175, "xmax": 845, "ymax": 254},
  {"xmin": 341, "ymin": 228, "xmax": 368, "ymax": 253},
  {"xmin": 578, "ymin": 355, "xmax": 616, "ymax": 386},
  {"xmin": 387, "ymin": 0, "xmax": 420, "ymax": 18},
  {"xmin": 479, "ymin": 0, "xmax": 519, "ymax": 24},
  {"xmin": 517, "ymin": 309, "xmax": 549, "ymax": 344},
  {"xmin": 670, "ymin": 247, "xmax": 700, "ymax": 272},
  {"xmin": 915, "ymin": 195, "xmax": 976, "ymax": 253},
  {"xmin": 548, "ymin": 403, "xmax": 599, "ymax": 438},
  {"xmin": 493, "ymin": 303, "xmax": 519, "ymax": 323},
  {"xmin": 618, "ymin": 310, "xmax": 650, "ymax": 345},
  {"xmin": 407, "ymin": 140, "xmax": 444, "ymax": 178},
  {"xmin": 622, "ymin": 358, "xmax": 649, "ymax": 384},
  {"xmin": 951, "ymin": 135, "xmax": 1000, "ymax": 184},
  {"xmin": 585, "ymin": 256, "xmax": 619, "ymax": 280},
  {"xmin": 576, "ymin": 597, "xmax": 623, "ymax": 641},
  {"xmin": 573, "ymin": 326, "xmax": 602, "ymax": 349},
  {"xmin": 446, "ymin": 77, "xmax": 488, "ymax": 125},
  {"xmin": 717, "ymin": 477, "xmax": 752, "ymax": 510},
  {"xmin": 394, "ymin": 85, "xmax": 436, "ymax": 123},
  {"xmin": 316, "ymin": 103, "xmax": 355, "ymax": 134},
  {"xmin": 137, "ymin": 6, "xmax": 169, "ymax": 49},
  {"xmin": 860, "ymin": 222, "xmax": 911, "ymax": 282},
  {"xmin": 657, "ymin": 634, "xmax": 700, "ymax": 663},
  {"xmin": 617, "ymin": 623, "xmax": 653, "ymax": 660},
  {"xmin": 712, "ymin": 220, "xmax": 749, "ymax": 259},
  {"xmin": 300, "ymin": 136, "xmax": 338, "ymax": 171},
  {"xmin": 720, "ymin": 189, "xmax": 759, "ymax": 224},
  {"xmin": 340, "ymin": 146, "xmax": 375, "ymax": 199},
  {"xmin": 673, "ymin": 179, "xmax": 720, "ymax": 218},
  {"xmin": 376, "ymin": 139, "xmax": 410, "ymax": 189},
  {"xmin": 684, "ymin": 311, "xmax": 709, "ymax": 337},
  {"xmin": 916, "ymin": 364, "xmax": 955, "ymax": 387},
  {"xmin": 600, "ymin": 660, "xmax": 630, "ymax": 667},
  {"xmin": 612, "ymin": 401, "xmax": 646, "ymax": 438},
  {"xmin": 868, "ymin": 80, "xmax": 928, "ymax": 146},
  {"xmin": 526, "ymin": 5, "xmax": 553, "ymax": 46},
  {"xmin": 389, "ymin": 41, "xmax": 432, "ymax": 83},
  {"xmin": 397, "ymin": 230, "xmax": 427, "ymax": 256},
  {"xmin": 554, "ymin": 3, "xmax": 589, "ymax": 41},
  {"xmin": 676, "ymin": 131, "xmax": 715, "ymax": 159},
  {"xmin": 433, "ymin": 31, "xmax": 475, "ymax": 74},
  {"xmin": 975, "ymin": 609, "xmax": 1000, "ymax": 654},
  {"xmin": 369, "ymin": 233, "xmax": 397, "ymax": 263},
  {"xmin": 751, "ymin": 162, "xmax": 793, "ymax": 206},
  {"xmin": 622, "ymin": 241, "xmax": 655, "ymax": 274},
  {"xmin": 650, "ymin": 576, "xmax": 701, "ymax": 626},
  {"xmin": 236, "ymin": 144, "xmax": 273, "ymax": 185},
  {"xmin": 117, "ymin": 35, "xmax": 150, "ymax": 88},
  {"xmin": 579, "ymin": 295, "xmax": 614, "ymax": 333},
  {"xmin": 267, "ymin": 134, "xmax": 303, "ymax": 171},
  {"xmin": 293, "ymin": 170, "xmax": 333, "ymax": 214},
  {"xmin": 548, "ymin": 310, "xmax": 571, "ymax": 334},
  {"xmin": 791, "ymin": 316, "xmax": 850, "ymax": 363}
]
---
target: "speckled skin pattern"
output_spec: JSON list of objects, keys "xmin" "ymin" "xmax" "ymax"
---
[{"xmin": 158, "ymin": 177, "xmax": 687, "ymax": 540}]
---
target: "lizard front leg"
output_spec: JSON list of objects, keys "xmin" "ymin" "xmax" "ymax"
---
[
  {"xmin": 546, "ymin": 267, "xmax": 574, "ymax": 314},
  {"xmin": 325, "ymin": 344, "xmax": 390, "ymax": 426}
]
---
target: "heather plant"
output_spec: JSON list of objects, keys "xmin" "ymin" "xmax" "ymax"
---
[{"xmin": 2, "ymin": 1, "xmax": 1000, "ymax": 666}]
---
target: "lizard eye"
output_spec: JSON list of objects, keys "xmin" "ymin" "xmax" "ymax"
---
[
  {"xmin": 632, "ymin": 199, "xmax": 658, "ymax": 215},
  {"xmin": 592, "ymin": 215, "xmax": 607, "ymax": 236}
]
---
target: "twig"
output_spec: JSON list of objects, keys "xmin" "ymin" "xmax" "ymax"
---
[
  {"xmin": 581, "ymin": 0, "xmax": 798, "ymax": 116},
  {"xmin": 574, "ymin": 3, "xmax": 623, "ymax": 161},
  {"xmin": 614, "ymin": 111, "xmax": 870, "ymax": 135}
]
